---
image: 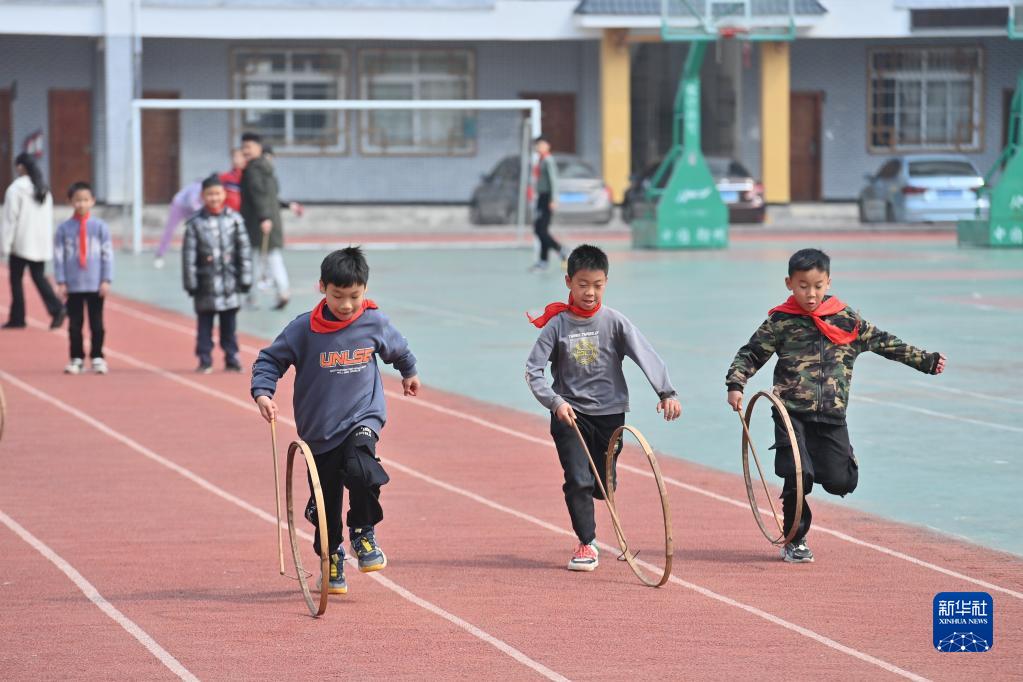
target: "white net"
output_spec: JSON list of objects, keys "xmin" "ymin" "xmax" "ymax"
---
[{"xmin": 131, "ymin": 99, "xmax": 539, "ymax": 252}]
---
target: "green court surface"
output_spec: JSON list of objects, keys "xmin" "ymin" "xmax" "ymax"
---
[{"xmin": 116, "ymin": 234, "xmax": 1023, "ymax": 556}]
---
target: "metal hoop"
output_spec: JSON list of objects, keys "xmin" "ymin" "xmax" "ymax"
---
[
  {"xmin": 573, "ymin": 421, "xmax": 673, "ymax": 587},
  {"xmin": 739, "ymin": 391, "xmax": 803, "ymax": 546},
  {"xmin": 285, "ymin": 440, "xmax": 330, "ymax": 617}
]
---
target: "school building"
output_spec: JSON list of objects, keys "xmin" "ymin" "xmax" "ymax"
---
[{"xmin": 0, "ymin": 0, "xmax": 1020, "ymax": 206}]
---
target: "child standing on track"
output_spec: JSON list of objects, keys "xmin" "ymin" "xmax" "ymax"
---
[
  {"xmin": 53, "ymin": 182, "xmax": 113, "ymax": 375},
  {"xmin": 251, "ymin": 247, "xmax": 420, "ymax": 595},
  {"xmin": 526, "ymin": 244, "xmax": 681, "ymax": 571},
  {"xmin": 726, "ymin": 248, "xmax": 946, "ymax": 563},
  {"xmin": 182, "ymin": 175, "xmax": 252, "ymax": 374}
]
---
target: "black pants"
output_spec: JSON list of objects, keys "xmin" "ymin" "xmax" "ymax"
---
[
  {"xmin": 550, "ymin": 411, "xmax": 625, "ymax": 544},
  {"xmin": 533, "ymin": 192, "xmax": 562, "ymax": 264},
  {"xmin": 195, "ymin": 308, "xmax": 238, "ymax": 364},
  {"xmin": 310, "ymin": 426, "xmax": 389, "ymax": 556},
  {"xmin": 67, "ymin": 292, "xmax": 105, "ymax": 359},
  {"xmin": 772, "ymin": 410, "xmax": 859, "ymax": 543},
  {"xmin": 7, "ymin": 254, "xmax": 62, "ymax": 325}
]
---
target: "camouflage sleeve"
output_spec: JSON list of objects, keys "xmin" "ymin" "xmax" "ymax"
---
[
  {"xmin": 726, "ymin": 318, "xmax": 777, "ymax": 392},
  {"xmin": 856, "ymin": 316, "xmax": 940, "ymax": 374}
]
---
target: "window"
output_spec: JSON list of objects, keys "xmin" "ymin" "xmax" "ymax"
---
[
  {"xmin": 359, "ymin": 49, "xmax": 475, "ymax": 155},
  {"xmin": 907, "ymin": 159, "xmax": 979, "ymax": 177},
  {"xmin": 868, "ymin": 47, "xmax": 982, "ymax": 152},
  {"xmin": 233, "ymin": 49, "xmax": 348, "ymax": 153}
]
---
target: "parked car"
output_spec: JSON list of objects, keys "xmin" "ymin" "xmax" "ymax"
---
[
  {"xmin": 469, "ymin": 154, "xmax": 614, "ymax": 225},
  {"xmin": 858, "ymin": 154, "xmax": 988, "ymax": 223},
  {"xmin": 621, "ymin": 156, "xmax": 766, "ymax": 224}
]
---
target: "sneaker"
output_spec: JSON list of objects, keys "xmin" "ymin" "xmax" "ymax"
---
[
  {"xmin": 527, "ymin": 262, "xmax": 548, "ymax": 273},
  {"xmin": 153, "ymin": 257, "xmax": 165, "ymax": 270},
  {"xmin": 224, "ymin": 358, "xmax": 243, "ymax": 373},
  {"xmin": 91, "ymin": 358, "xmax": 109, "ymax": 375},
  {"xmin": 272, "ymin": 297, "xmax": 290, "ymax": 311},
  {"xmin": 781, "ymin": 537, "xmax": 815, "ymax": 563},
  {"xmin": 350, "ymin": 527, "xmax": 387, "ymax": 573},
  {"xmin": 1, "ymin": 321, "xmax": 26, "ymax": 329},
  {"xmin": 64, "ymin": 358, "xmax": 84, "ymax": 375},
  {"xmin": 567, "ymin": 540, "xmax": 599, "ymax": 572},
  {"xmin": 50, "ymin": 309, "xmax": 67, "ymax": 330},
  {"xmin": 320, "ymin": 550, "xmax": 348, "ymax": 595},
  {"xmin": 195, "ymin": 362, "xmax": 213, "ymax": 374}
]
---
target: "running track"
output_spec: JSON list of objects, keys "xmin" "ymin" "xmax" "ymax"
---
[{"xmin": 1, "ymin": 289, "xmax": 1020, "ymax": 680}]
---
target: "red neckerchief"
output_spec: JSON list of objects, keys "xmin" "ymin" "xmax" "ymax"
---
[
  {"xmin": 527, "ymin": 151, "xmax": 549, "ymax": 202},
  {"xmin": 310, "ymin": 298, "xmax": 378, "ymax": 334},
  {"xmin": 527, "ymin": 295, "xmax": 601, "ymax": 328},
  {"xmin": 77, "ymin": 213, "xmax": 89, "ymax": 268},
  {"xmin": 769, "ymin": 295, "xmax": 859, "ymax": 345}
]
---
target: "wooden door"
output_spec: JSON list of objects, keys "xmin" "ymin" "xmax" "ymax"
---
[
  {"xmin": 790, "ymin": 91, "xmax": 822, "ymax": 201},
  {"xmin": 520, "ymin": 92, "xmax": 576, "ymax": 153},
  {"xmin": 0, "ymin": 90, "xmax": 11, "ymax": 193},
  {"xmin": 49, "ymin": 90, "xmax": 92, "ymax": 203},
  {"xmin": 143, "ymin": 91, "xmax": 180, "ymax": 203}
]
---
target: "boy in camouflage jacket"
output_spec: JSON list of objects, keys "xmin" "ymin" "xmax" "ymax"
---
[{"xmin": 726, "ymin": 248, "xmax": 945, "ymax": 563}]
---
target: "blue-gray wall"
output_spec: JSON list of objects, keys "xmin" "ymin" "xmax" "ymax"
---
[{"xmin": 740, "ymin": 36, "xmax": 1023, "ymax": 200}]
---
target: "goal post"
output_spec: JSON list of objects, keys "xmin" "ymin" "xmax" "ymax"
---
[{"xmin": 129, "ymin": 98, "xmax": 542, "ymax": 254}]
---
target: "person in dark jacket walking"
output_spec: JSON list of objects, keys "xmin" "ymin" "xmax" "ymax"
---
[
  {"xmin": 183, "ymin": 175, "xmax": 253, "ymax": 373},
  {"xmin": 240, "ymin": 132, "xmax": 290, "ymax": 310},
  {"xmin": 528, "ymin": 137, "xmax": 568, "ymax": 273}
]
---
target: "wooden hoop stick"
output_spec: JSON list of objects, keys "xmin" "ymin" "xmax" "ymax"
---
[
  {"xmin": 0, "ymin": 382, "xmax": 6, "ymax": 443},
  {"xmin": 739, "ymin": 391, "xmax": 803, "ymax": 546},
  {"xmin": 285, "ymin": 440, "xmax": 330, "ymax": 617},
  {"xmin": 269, "ymin": 420, "xmax": 285, "ymax": 575},
  {"xmin": 571, "ymin": 421, "xmax": 673, "ymax": 587}
]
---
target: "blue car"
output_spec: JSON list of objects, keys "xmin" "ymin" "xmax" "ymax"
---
[{"xmin": 858, "ymin": 154, "xmax": 988, "ymax": 223}]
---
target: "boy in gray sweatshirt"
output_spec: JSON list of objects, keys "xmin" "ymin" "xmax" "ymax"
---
[
  {"xmin": 525, "ymin": 244, "xmax": 681, "ymax": 571},
  {"xmin": 252, "ymin": 247, "xmax": 420, "ymax": 595}
]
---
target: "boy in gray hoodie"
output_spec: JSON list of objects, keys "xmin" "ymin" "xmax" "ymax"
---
[
  {"xmin": 526, "ymin": 244, "xmax": 681, "ymax": 571},
  {"xmin": 252, "ymin": 247, "xmax": 420, "ymax": 595}
]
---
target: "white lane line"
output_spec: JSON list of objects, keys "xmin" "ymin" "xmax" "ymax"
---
[
  {"xmin": 856, "ymin": 395, "xmax": 1023, "ymax": 434},
  {"xmin": 0, "ymin": 370, "xmax": 569, "ymax": 682},
  {"xmin": 908, "ymin": 380, "xmax": 1023, "ymax": 407},
  {"xmin": 96, "ymin": 301, "xmax": 1023, "ymax": 599},
  {"xmin": 2, "ymin": 355, "xmax": 928, "ymax": 681},
  {"xmin": 386, "ymin": 464, "xmax": 929, "ymax": 682},
  {"xmin": 0, "ymin": 509, "xmax": 198, "ymax": 682}
]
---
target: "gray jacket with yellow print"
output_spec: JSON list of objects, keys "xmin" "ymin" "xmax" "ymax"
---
[{"xmin": 526, "ymin": 306, "xmax": 677, "ymax": 416}]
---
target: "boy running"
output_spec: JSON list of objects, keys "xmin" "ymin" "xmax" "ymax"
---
[
  {"xmin": 251, "ymin": 247, "xmax": 420, "ymax": 594},
  {"xmin": 726, "ymin": 248, "xmax": 946, "ymax": 563},
  {"xmin": 526, "ymin": 244, "xmax": 681, "ymax": 571}
]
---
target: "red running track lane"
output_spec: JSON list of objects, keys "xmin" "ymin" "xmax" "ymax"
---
[{"xmin": 1, "ymin": 291, "xmax": 1021, "ymax": 680}]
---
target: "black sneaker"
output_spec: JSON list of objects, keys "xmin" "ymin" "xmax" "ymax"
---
[
  {"xmin": 781, "ymin": 537, "xmax": 814, "ymax": 563},
  {"xmin": 320, "ymin": 549, "xmax": 348, "ymax": 595},
  {"xmin": 195, "ymin": 362, "xmax": 213, "ymax": 374},
  {"xmin": 1, "ymin": 321, "xmax": 26, "ymax": 329},
  {"xmin": 350, "ymin": 527, "xmax": 387, "ymax": 573},
  {"xmin": 50, "ymin": 308, "xmax": 66, "ymax": 329},
  {"xmin": 224, "ymin": 358, "xmax": 243, "ymax": 373}
]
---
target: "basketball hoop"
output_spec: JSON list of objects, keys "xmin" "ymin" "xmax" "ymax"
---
[{"xmin": 718, "ymin": 26, "xmax": 749, "ymax": 40}]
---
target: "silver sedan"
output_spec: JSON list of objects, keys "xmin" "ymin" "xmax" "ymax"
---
[{"xmin": 859, "ymin": 154, "xmax": 988, "ymax": 223}]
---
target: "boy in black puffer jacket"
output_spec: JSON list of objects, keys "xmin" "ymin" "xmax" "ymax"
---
[{"xmin": 183, "ymin": 174, "xmax": 253, "ymax": 373}]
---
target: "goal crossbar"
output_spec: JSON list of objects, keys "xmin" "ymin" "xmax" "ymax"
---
[{"xmin": 130, "ymin": 98, "xmax": 543, "ymax": 253}]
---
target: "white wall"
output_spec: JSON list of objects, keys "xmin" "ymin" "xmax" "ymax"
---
[{"xmin": 142, "ymin": 38, "xmax": 602, "ymax": 202}]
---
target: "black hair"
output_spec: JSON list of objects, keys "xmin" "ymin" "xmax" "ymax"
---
[
  {"xmin": 201, "ymin": 173, "xmax": 223, "ymax": 190},
  {"xmin": 320, "ymin": 247, "xmax": 369, "ymax": 288},
  {"xmin": 15, "ymin": 152, "xmax": 49, "ymax": 204},
  {"xmin": 788, "ymin": 248, "xmax": 831, "ymax": 276},
  {"xmin": 67, "ymin": 181, "xmax": 93, "ymax": 200},
  {"xmin": 567, "ymin": 244, "xmax": 609, "ymax": 277},
  {"xmin": 241, "ymin": 131, "xmax": 262, "ymax": 145},
  {"xmin": 533, "ymin": 136, "xmax": 549, "ymax": 145}
]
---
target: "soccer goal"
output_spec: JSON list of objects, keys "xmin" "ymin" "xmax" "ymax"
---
[{"xmin": 129, "ymin": 98, "xmax": 542, "ymax": 254}]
